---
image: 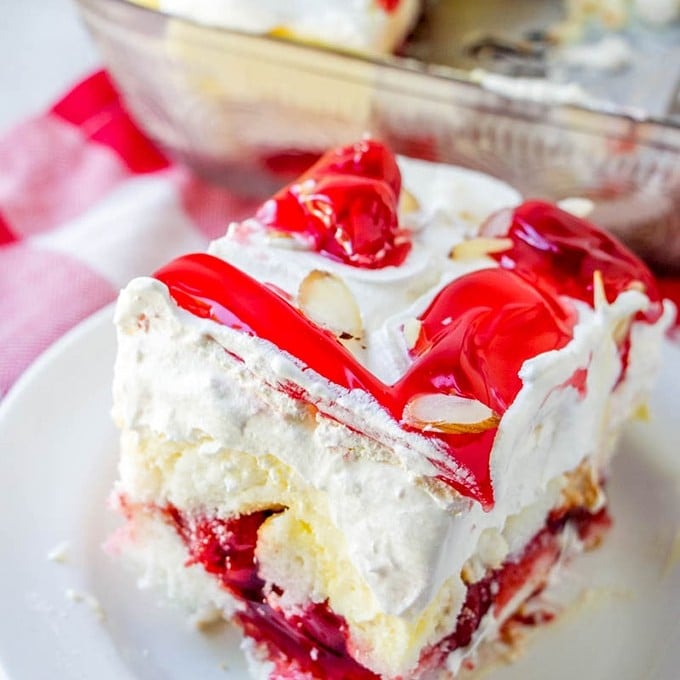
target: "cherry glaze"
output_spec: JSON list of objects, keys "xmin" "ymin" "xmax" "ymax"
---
[
  {"xmin": 376, "ymin": 0, "xmax": 401, "ymax": 11},
  {"xmin": 166, "ymin": 507, "xmax": 378, "ymax": 680},
  {"xmin": 155, "ymin": 257, "xmax": 575, "ymax": 508},
  {"xmin": 486, "ymin": 201, "xmax": 662, "ymax": 323},
  {"xmin": 399, "ymin": 268, "xmax": 575, "ymax": 414},
  {"xmin": 255, "ymin": 140, "xmax": 410, "ymax": 269},
  {"xmin": 165, "ymin": 504, "xmax": 608, "ymax": 679}
]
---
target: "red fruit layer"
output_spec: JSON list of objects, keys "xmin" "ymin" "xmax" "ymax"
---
[
  {"xmin": 163, "ymin": 504, "xmax": 609, "ymax": 680},
  {"xmin": 165, "ymin": 506, "xmax": 378, "ymax": 680},
  {"xmin": 256, "ymin": 140, "xmax": 410, "ymax": 269}
]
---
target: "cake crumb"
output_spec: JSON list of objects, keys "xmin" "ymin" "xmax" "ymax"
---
[
  {"xmin": 65, "ymin": 588, "xmax": 106, "ymax": 621},
  {"xmin": 47, "ymin": 541, "xmax": 71, "ymax": 564},
  {"xmin": 189, "ymin": 606, "xmax": 223, "ymax": 631}
]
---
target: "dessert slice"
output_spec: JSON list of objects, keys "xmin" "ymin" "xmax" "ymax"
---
[{"xmin": 111, "ymin": 140, "xmax": 672, "ymax": 679}]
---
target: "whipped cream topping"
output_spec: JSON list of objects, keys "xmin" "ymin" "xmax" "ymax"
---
[{"xmin": 113, "ymin": 154, "xmax": 673, "ymax": 627}]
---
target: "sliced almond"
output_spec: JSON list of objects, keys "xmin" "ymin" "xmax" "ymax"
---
[
  {"xmin": 398, "ymin": 188, "xmax": 420, "ymax": 215},
  {"xmin": 612, "ymin": 317, "xmax": 631, "ymax": 346},
  {"xmin": 298, "ymin": 270, "xmax": 363, "ymax": 355},
  {"xmin": 557, "ymin": 197, "xmax": 595, "ymax": 219},
  {"xmin": 449, "ymin": 237, "xmax": 513, "ymax": 261},
  {"xmin": 403, "ymin": 393, "xmax": 499, "ymax": 434},
  {"xmin": 402, "ymin": 318, "xmax": 422, "ymax": 351},
  {"xmin": 592, "ymin": 270, "xmax": 607, "ymax": 311}
]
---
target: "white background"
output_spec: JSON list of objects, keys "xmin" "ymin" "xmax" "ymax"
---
[{"xmin": 1, "ymin": 0, "xmax": 99, "ymax": 134}]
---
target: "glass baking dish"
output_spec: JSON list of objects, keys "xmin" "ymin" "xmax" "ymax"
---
[{"xmin": 74, "ymin": 0, "xmax": 680, "ymax": 271}]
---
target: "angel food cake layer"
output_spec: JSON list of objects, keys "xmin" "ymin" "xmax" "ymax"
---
[{"xmin": 111, "ymin": 140, "xmax": 672, "ymax": 679}]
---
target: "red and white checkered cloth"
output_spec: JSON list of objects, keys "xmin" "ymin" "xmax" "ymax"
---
[
  {"xmin": 2, "ymin": 70, "xmax": 679, "ymax": 399},
  {"xmin": 0, "ymin": 70, "xmax": 261, "ymax": 398}
]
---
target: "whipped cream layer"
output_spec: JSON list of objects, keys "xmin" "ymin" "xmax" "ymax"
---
[
  {"xmin": 138, "ymin": 0, "xmax": 421, "ymax": 52},
  {"xmin": 113, "ymin": 155, "xmax": 673, "ymax": 675}
]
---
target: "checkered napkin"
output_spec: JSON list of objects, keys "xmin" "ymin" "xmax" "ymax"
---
[
  {"xmin": 1, "ymin": 70, "xmax": 679, "ymax": 399},
  {"xmin": 0, "ymin": 70, "xmax": 259, "ymax": 398}
]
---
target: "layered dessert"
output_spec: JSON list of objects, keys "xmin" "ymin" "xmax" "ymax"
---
[
  {"xmin": 131, "ymin": 0, "xmax": 422, "ymax": 53},
  {"xmin": 111, "ymin": 139, "xmax": 672, "ymax": 678}
]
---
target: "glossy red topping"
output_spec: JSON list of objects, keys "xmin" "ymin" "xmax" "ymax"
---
[
  {"xmin": 155, "ymin": 256, "xmax": 575, "ymax": 508},
  {"xmin": 166, "ymin": 507, "xmax": 378, "ymax": 680},
  {"xmin": 377, "ymin": 0, "xmax": 401, "ymax": 11},
  {"xmin": 399, "ymin": 268, "xmax": 575, "ymax": 414},
  {"xmin": 166, "ymin": 504, "xmax": 607, "ymax": 679},
  {"xmin": 256, "ymin": 140, "xmax": 410, "ymax": 269},
  {"xmin": 155, "ymin": 254, "xmax": 394, "ymax": 406},
  {"xmin": 485, "ymin": 201, "xmax": 662, "ymax": 323}
]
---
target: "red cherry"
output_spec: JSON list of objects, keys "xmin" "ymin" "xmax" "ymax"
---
[
  {"xmin": 302, "ymin": 174, "xmax": 407, "ymax": 267},
  {"xmin": 484, "ymin": 201, "xmax": 662, "ymax": 322},
  {"xmin": 256, "ymin": 140, "xmax": 409, "ymax": 269},
  {"xmin": 313, "ymin": 138, "xmax": 402, "ymax": 199}
]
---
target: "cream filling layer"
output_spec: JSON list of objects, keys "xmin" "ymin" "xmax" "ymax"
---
[{"xmin": 115, "ymin": 429, "xmax": 580, "ymax": 677}]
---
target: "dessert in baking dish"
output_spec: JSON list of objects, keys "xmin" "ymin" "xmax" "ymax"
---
[
  {"xmin": 111, "ymin": 140, "xmax": 672, "ymax": 678},
  {"xmin": 132, "ymin": 0, "xmax": 422, "ymax": 53}
]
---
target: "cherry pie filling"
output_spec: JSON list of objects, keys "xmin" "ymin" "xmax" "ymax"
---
[{"xmin": 162, "ymin": 504, "xmax": 610, "ymax": 679}]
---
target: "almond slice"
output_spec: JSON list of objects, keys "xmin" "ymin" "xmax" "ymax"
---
[
  {"xmin": 592, "ymin": 270, "xmax": 607, "ymax": 311},
  {"xmin": 402, "ymin": 318, "xmax": 422, "ymax": 351},
  {"xmin": 399, "ymin": 188, "xmax": 420, "ymax": 215},
  {"xmin": 557, "ymin": 197, "xmax": 595, "ymax": 218},
  {"xmin": 298, "ymin": 270, "xmax": 363, "ymax": 354},
  {"xmin": 266, "ymin": 229, "xmax": 308, "ymax": 250},
  {"xmin": 404, "ymin": 393, "xmax": 500, "ymax": 434},
  {"xmin": 612, "ymin": 317, "xmax": 631, "ymax": 345},
  {"xmin": 449, "ymin": 237, "xmax": 513, "ymax": 261}
]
